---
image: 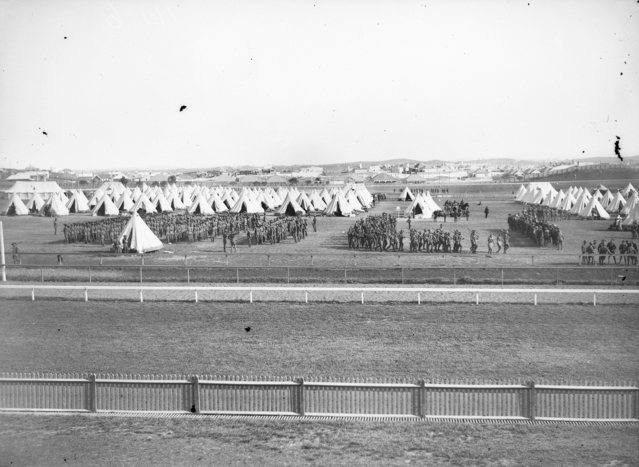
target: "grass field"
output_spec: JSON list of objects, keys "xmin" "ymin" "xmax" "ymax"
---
[
  {"xmin": 5, "ymin": 263, "xmax": 639, "ymax": 286},
  {"xmin": 1, "ymin": 199, "xmax": 636, "ymax": 270},
  {"xmin": 2, "ymin": 184, "xmax": 638, "ymax": 466},
  {"xmin": 1, "ymin": 413, "xmax": 637, "ymax": 467},
  {"xmin": 2, "ymin": 300, "xmax": 637, "ymax": 381}
]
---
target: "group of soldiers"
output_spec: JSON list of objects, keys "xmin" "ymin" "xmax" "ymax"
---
[
  {"xmin": 346, "ymin": 213, "xmax": 508, "ymax": 254},
  {"xmin": 432, "ymin": 200, "xmax": 470, "ymax": 222},
  {"xmin": 61, "ymin": 211, "xmax": 315, "ymax": 253},
  {"xmin": 62, "ymin": 217, "xmax": 128, "ymax": 245},
  {"xmin": 581, "ymin": 239, "xmax": 638, "ymax": 266},
  {"xmin": 347, "ymin": 213, "xmax": 403, "ymax": 251},
  {"xmin": 507, "ymin": 210, "xmax": 564, "ymax": 249},
  {"xmin": 523, "ymin": 206, "xmax": 569, "ymax": 222}
]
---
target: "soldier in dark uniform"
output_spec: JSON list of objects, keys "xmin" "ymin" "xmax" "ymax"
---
[
  {"xmin": 11, "ymin": 243, "xmax": 21, "ymax": 264},
  {"xmin": 229, "ymin": 231, "xmax": 238, "ymax": 253},
  {"xmin": 606, "ymin": 239, "xmax": 616, "ymax": 264}
]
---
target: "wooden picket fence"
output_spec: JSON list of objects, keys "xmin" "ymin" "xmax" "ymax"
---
[{"xmin": 0, "ymin": 373, "xmax": 637, "ymax": 421}]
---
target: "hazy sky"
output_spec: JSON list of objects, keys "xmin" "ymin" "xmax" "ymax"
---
[{"xmin": 1, "ymin": 0, "xmax": 638, "ymax": 171}]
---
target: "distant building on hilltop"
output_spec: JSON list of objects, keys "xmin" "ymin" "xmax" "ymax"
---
[{"xmin": 6, "ymin": 171, "xmax": 49, "ymax": 181}]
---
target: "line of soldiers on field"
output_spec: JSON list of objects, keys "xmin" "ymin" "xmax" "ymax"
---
[
  {"xmin": 394, "ymin": 188, "xmax": 450, "ymax": 194},
  {"xmin": 523, "ymin": 206, "xmax": 568, "ymax": 222},
  {"xmin": 62, "ymin": 212, "xmax": 313, "ymax": 253},
  {"xmin": 581, "ymin": 239, "xmax": 638, "ymax": 266},
  {"xmin": 62, "ymin": 218, "xmax": 128, "ymax": 245},
  {"xmin": 507, "ymin": 211, "xmax": 564, "ymax": 249},
  {"xmin": 147, "ymin": 212, "xmax": 312, "ymax": 252},
  {"xmin": 346, "ymin": 213, "xmax": 507, "ymax": 254}
]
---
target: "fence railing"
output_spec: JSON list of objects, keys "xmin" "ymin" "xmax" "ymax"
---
[
  {"xmin": 0, "ymin": 374, "xmax": 636, "ymax": 421},
  {"xmin": 4, "ymin": 264, "xmax": 639, "ymax": 287},
  {"xmin": 1, "ymin": 284, "xmax": 638, "ymax": 305},
  {"xmin": 7, "ymin": 251, "xmax": 639, "ymax": 268}
]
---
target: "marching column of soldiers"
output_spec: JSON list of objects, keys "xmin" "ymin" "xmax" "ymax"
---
[
  {"xmin": 507, "ymin": 209, "xmax": 564, "ymax": 249},
  {"xmin": 62, "ymin": 212, "xmax": 311, "ymax": 252},
  {"xmin": 346, "ymin": 213, "xmax": 506, "ymax": 254}
]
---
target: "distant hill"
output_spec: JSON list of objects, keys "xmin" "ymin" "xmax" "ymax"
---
[
  {"xmin": 537, "ymin": 166, "xmax": 639, "ymax": 183},
  {"xmin": 72, "ymin": 154, "xmax": 639, "ymax": 173}
]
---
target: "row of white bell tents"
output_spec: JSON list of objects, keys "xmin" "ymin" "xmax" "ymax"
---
[
  {"xmin": 4, "ymin": 183, "xmax": 371, "ymax": 217},
  {"xmin": 4, "ymin": 192, "xmax": 71, "ymax": 216},
  {"xmin": 86, "ymin": 184, "xmax": 370, "ymax": 208},
  {"xmin": 515, "ymin": 183, "xmax": 636, "ymax": 213},
  {"xmin": 83, "ymin": 184, "xmax": 373, "ymax": 215},
  {"xmin": 516, "ymin": 182, "xmax": 636, "ymax": 201},
  {"xmin": 80, "ymin": 185, "xmax": 373, "ymax": 217},
  {"xmin": 403, "ymin": 192, "xmax": 442, "ymax": 218}
]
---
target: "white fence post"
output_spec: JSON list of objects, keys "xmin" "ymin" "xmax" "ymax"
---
[
  {"xmin": 31, "ymin": 287, "xmax": 35, "ymax": 301},
  {"xmin": 418, "ymin": 292, "xmax": 421, "ymax": 305},
  {"xmin": 305, "ymin": 291, "xmax": 308, "ymax": 304},
  {"xmin": 534, "ymin": 293, "xmax": 537, "ymax": 306},
  {"xmin": 475, "ymin": 292, "xmax": 479, "ymax": 305},
  {"xmin": 85, "ymin": 288, "xmax": 88, "ymax": 302},
  {"xmin": 593, "ymin": 293, "xmax": 596, "ymax": 306},
  {"xmin": 250, "ymin": 289, "xmax": 253, "ymax": 303},
  {"xmin": 140, "ymin": 289, "xmax": 144, "ymax": 303},
  {"xmin": 361, "ymin": 291, "xmax": 364, "ymax": 304},
  {"xmin": 195, "ymin": 290, "xmax": 198, "ymax": 303}
]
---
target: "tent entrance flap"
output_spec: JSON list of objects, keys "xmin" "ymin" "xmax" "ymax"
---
[
  {"xmin": 415, "ymin": 205, "xmax": 423, "ymax": 215},
  {"xmin": 285, "ymin": 204, "xmax": 297, "ymax": 216}
]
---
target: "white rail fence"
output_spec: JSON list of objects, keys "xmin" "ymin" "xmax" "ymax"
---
[
  {"xmin": 0, "ymin": 374, "xmax": 637, "ymax": 421},
  {"xmin": 1, "ymin": 284, "xmax": 639, "ymax": 305}
]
